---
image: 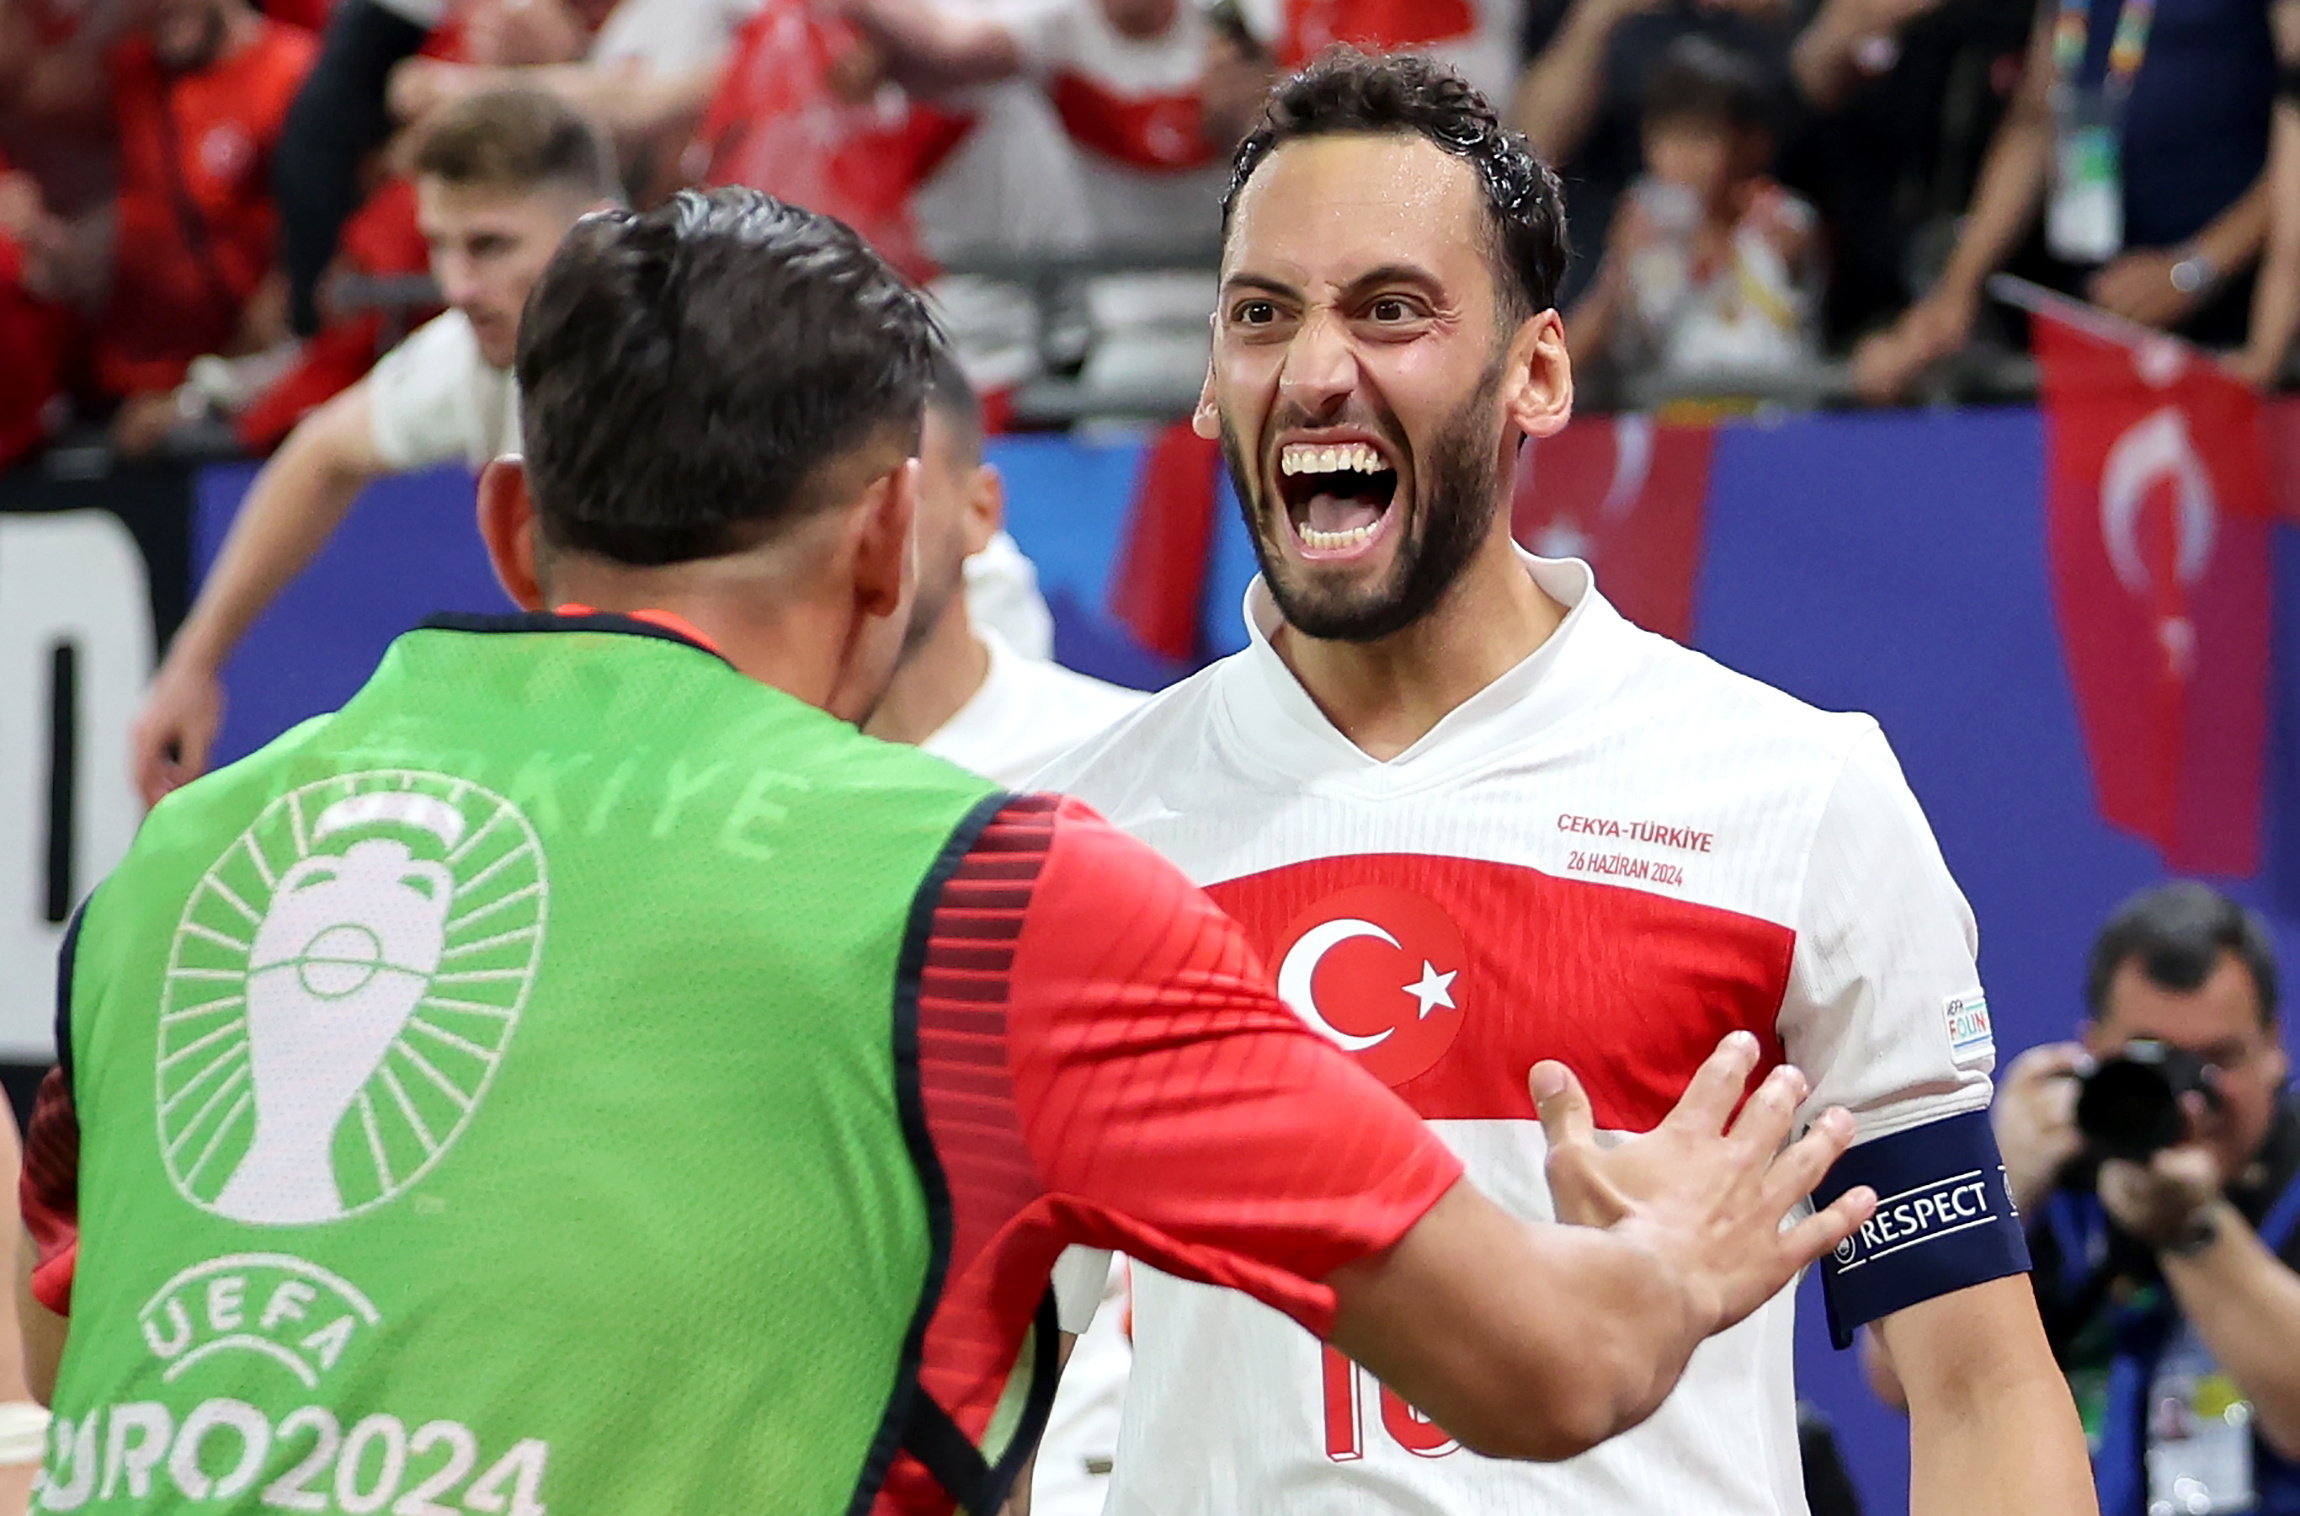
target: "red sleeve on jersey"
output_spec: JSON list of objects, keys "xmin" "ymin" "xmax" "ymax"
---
[
  {"xmin": 881, "ymin": 795, "xmax": 1460, "ymax": 1513},
  {"xmin": 20, "ymin": 1066, "xmax": 80, "ymax": 1316},
  {"xmin": 1006, "ymin": 796, "xmax": 1462, "ymax": 1314}
]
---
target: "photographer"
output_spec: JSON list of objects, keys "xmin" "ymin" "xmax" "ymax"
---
[{"xmin": 1875, "ymin": 881, "xmax": 2300, "ymax": 1515}]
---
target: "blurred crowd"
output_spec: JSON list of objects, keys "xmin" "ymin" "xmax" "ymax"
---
[{"xmin": 1, "ymin": 0, "xmax": 2294, "ymax": 470}]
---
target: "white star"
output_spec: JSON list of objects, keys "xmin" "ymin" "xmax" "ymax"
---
[{"xmin": 1403, "ymin": 961, "xmax": 1457, "ymax": 1019}]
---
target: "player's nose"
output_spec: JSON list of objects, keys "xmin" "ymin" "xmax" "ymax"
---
[{"xmin": 1276, "ymin": 310, "xmax": 1359, "ymax": 418}]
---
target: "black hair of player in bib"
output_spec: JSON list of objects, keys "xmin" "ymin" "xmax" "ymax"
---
[{"xmin": 513, "ymin": 186, "xmax": 940, "ymax": 567}]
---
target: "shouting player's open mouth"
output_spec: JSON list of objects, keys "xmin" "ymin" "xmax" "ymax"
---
[{"xmin": 1274, "ymin": 435, "xmax": 1404, "ymax": 563}]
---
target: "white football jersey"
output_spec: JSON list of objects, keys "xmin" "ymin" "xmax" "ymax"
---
[{"xmin": 1030, "ymin": 551, "xmax": 2002, "ymax": 1516}]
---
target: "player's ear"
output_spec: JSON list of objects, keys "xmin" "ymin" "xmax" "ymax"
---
[
  {"xmin": 1191, "ymin": 357, "xmax": 1220, "ymax": 441},
  {"xmin": 962, "ymin": 462, "xmax": 1004, "ymax": 557},
  {"xmin": 853, "ymin": 457, "xmax": 920, "ymax": 622},
  {"xmin": 476, "ymin": 456, "xmax": 545, "ymax": 611},
  {"xmin": 1502, "ymin": 309, "xmax": 1574, "ymax": 442}
]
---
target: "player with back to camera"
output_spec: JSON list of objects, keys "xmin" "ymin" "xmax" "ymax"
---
[
  {"xmin": 18, "ymin": 185, "xmax": 1875, "ymax": 1515},
  {"xmin": 869, "ymin": 341, "xmax": 1147, "ymax": 1516},
  {"xmin": 1030, "ymin": 49, "xmax": 2099, "ymax": 1516}
]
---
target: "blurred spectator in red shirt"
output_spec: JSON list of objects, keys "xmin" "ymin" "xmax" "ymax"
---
[
  {"xmin": 388, "ymin": 0, "xmax": 744, "ymax": 202},
  {"xmin": 691, "ymin": 0, "xmax": 972, "ymax": 281},
  {"xmin": 0, "ymin": 0, "xmax": 142, "ymax": 218},
  {"xmin": 99, "ymin": 0, "xmax": 315, "ymax": 449},
  {"xmin": 0, "ymin": 150, "xmax": 72, "ymax": 468},
  {"xmin": 841, "ymin": 0, "xmax": 1226, "ymax": 244}
]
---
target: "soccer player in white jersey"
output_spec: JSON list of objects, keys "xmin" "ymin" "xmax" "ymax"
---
[
  {"xmin": 865, "ymin": 346, "xmax": 1146, "ymax": 787},
  {"xmin": 1031, "ymin": 51, "xmax": 2100, "ymax": 1516}
]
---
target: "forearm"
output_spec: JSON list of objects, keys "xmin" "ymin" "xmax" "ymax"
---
[
  {"xmin": 2162, "ymin": 1202, "xmax": 2300, "ymax": 1457},
  {"xmin": 1924, "ymin": 15, "xmax": 2056, "ymax": 308},
  {"xmin": 166, "ymin": 419, "xmax": 375, "ymax": 676},
  {"xmin": 2248, "ymin": 108, "xmax": 2300, "ymax": 376},
  {"xmin": 455, "ymin": 60, "xmax": 717, "ymax": 140},
  {"xmin": 847, "ymin": 0, "xmax": 1022, "ymax": 89},
  {"xmin": 1932, "ymin": 111, "xmax": 2053, "ymax": 301},
  {"xmin": 2186, "ymin": 173, "xmax": 2271, "ymax": 275},
  {"xmin": 1790, "ymin": 0, "xmax": 1876, "ymax": 113},
  {"xmin": 1883, "ymin": 1281, "xmax": 2098, "ymax": 1516},
  {"xmin": 1330, "ymin": 1184, "xmax": 1702, "ymax": 1462},
  {"xmin": 1509, "ymin": 2, "xmax": 1621, "ymax": 163},
  {"xmin": 13, "ymin": 1237, "xmax": 59, "ymax": 1409},
  {"xmin": 1908, "ymin": 1357, "xmax": 2095, "ymax": 1516}
]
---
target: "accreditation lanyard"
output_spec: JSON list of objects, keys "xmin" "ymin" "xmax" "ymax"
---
[
  {"xmin": 2079, "ymin": 1163, "xmax": 2300, "ymax": 1516},
  {"xmin": 2051, "ymin": 0, "xmax": 2157, "ymax": 108},
  {"xmin": 2044, "ymin": 0, "xmax": 2156, "ymax": 261}
]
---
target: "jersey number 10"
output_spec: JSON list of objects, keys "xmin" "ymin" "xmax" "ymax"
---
[{"xmin": 1322, "ymin": 1344, "xmax": 1460, "ymax": 1462}]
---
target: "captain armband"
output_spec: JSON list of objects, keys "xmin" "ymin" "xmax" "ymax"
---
[{"xmin": 1811, "ymin": 1108, "xmax": 2031, "ymax": 1349}]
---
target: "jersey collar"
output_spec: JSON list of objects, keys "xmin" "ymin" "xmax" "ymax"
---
[
  {"xmin": 1227, "ymin": 548, "xmax": 1638, "ymax": 784},
  {"xmin": 416, "ymin": 607, "xmax": 731, "ymax": 665}
]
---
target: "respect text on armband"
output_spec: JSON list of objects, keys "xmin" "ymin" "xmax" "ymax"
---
[{"xmin": 1828, "ymin": 1169, "xmax": 1999, "ymax": 1275}]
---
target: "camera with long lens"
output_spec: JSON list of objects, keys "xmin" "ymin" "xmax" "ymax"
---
[{"xmin": 2074, "ymin": 1039, "xmax": 2221, "ymax": 1163}]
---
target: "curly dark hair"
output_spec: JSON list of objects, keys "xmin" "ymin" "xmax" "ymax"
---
[{"xmin": 1224, "ymin": 49, "xmax": 1569, "ymax": 320}]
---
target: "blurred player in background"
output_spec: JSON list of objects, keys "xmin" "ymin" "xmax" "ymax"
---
[
  {"xmin": 23, "ymin": 184, "xmax": 1875, "ymax": 1515},
  {"xmin": 867, "ymin": 347, "xmax": 1145, "ymax": 784},
  {"xmin": 1033, "ymin": 51, "xmax": 2097, "ymax": 1516},
  {"xmin": 130, "ymin": 87, "xmax": 618, "ymax": 804}
]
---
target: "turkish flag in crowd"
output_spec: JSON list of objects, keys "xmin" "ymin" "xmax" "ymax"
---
[
  {"xmin": 2260, "ymin": 396, "xmax": 2300, "ymax": 527},
  {"xmin": 1110, "ymin": 423, "xmax": 1226, "ymax": 663},
  {"xmin": 2034, "ymin": 306, "xmax": 2274, "ymax": 877},
  {"xmin": 1510, "ymin": 417, "xmax": 1715, "ymax": 643}
]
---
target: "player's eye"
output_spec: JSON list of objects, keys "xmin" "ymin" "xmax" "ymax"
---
[
  {"xmin": 1232, "ymin": 299, "xmax": 1279, "ymax": 325},
  {"xmin": 1367, "ymin": 296, "xmax": 1420, "ymax": 323}
]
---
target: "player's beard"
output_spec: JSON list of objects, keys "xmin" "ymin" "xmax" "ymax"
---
[{"xmin": 1223, "ymin": 356, "xmax": 1508, "ymax": 645}]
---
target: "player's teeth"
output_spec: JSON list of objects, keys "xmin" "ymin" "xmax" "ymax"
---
[
  {"xmin": 1279, "ymin": 442, "xmax": 1388, "ymax": 475},
  {"xmin": 1297, "ymin": 520, "xmax": 1378, "ymax": 550}
]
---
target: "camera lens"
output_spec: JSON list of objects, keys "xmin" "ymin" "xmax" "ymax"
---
[{"xmin": 2074, "ymin": 1040, "xmax": 2214, "ymax": 1163}]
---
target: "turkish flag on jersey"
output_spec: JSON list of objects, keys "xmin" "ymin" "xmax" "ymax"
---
[
  {"xmin": 697, "ymin": 0, "xmax": 974, "ymax": 284},
  {"xmin": 2035, "ymin": 307, "xmax": 2274, "ymax": 877},
  {"xmin": 1510, "ymin": 416, "xmax": 1715, "ymax": 643}
]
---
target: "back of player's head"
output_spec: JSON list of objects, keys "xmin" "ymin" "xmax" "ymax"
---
[
  {"xmin": 2085, "ymin": 881, "xmax": 2280, "ymax": 1027},
  {"xmin": 410, "ymin": 88, "xmax": 621, "ymax": 205},
  {"xmin": 1641, "ymin": 36, "xmax": 1775, "ymax": 138},
  {"xmin": 515, "ymin": 186, "xmax": 938, "ymax": 566},
  {"xmin": 924, "ymin": 342, "xmax": 983, "ymax": 458},
  {"xmin": 1224, "ymin": 50, "xmax": 1568, "ymax": 322}
]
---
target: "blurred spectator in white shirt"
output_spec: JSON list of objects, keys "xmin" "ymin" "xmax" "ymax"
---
[
  {"xmin": 388, "ymin": 0, "xmax": 756, "ymax": 181},
  {"xmin": 1568, "ymin": 36, "xmax": 1821, "ymax": 385}
]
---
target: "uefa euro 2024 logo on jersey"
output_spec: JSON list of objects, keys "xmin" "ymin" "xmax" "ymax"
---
[{"xmin": 157, "ymin": 772, "xmax": 547, "ymax": 1225}]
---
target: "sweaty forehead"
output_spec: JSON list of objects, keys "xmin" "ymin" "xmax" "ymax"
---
[{"xmin": 1224, "ymin": 134, "xmax": 1493, "ymax": 300}]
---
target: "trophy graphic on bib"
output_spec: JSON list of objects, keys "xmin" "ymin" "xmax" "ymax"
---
[{"xmin": 212, "ymin": 793, "xmax": 465, "ymax": 1224}]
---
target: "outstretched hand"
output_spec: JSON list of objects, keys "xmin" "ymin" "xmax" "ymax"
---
[{"xmin": 1533, "ymin": 1031, "xmax": 1874, "ymax": 1337}]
